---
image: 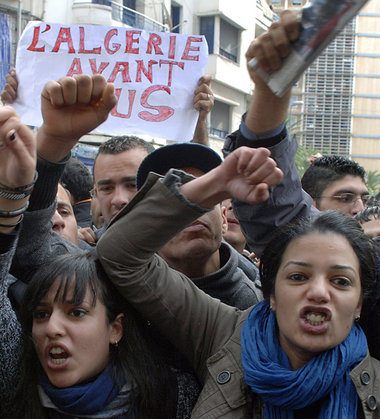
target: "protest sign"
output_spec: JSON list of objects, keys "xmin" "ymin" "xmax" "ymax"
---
[{"xmin": 12, "ymin": 21, "xmax": 208, "ymax": 141}]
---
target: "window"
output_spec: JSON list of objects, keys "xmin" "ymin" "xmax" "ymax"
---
[
  {"xmin": 0, "ymin": 14, "xmax": 11, "ymax": 93},
  {"xmin": 123, "ymin": 0, "xmax": 136, "ymax": 26},
  {"xmin": 292, "ymin": 0, "xmax": 302, "ymax": 5},
  {"xmin": 123, "ymin": 0, "xmax": 136, "ymax": 8},
  {"xmin": 219, "ymin": 19, "xmax": 239, "ymax": 63},
  {"xmin": 171, "ymin": 3, "xmax": 181, "ymax": 33},
  {"xmin": 210, "ymin": 100, "xmax": 230, "ymax": 139},
  {"xmin": 200, "ymin": 16, "xmax": 214, "ymax": 54}
]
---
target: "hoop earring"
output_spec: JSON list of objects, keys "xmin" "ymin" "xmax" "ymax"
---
[{"xmin": 355, "ymin": 316, "xmax": 360, "ymax": 322}]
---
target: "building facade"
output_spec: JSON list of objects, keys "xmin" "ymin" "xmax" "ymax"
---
[
  {"xmin": 270, "ymin": 0, "xmax": 380, "ymax": 173},
  {"xmin": 351, "ymin": 0, "xmax": 380, "ymax": 171},
  {"xmin": 0, "ymin": 0, "xmax": 275, "ymax": 156}
]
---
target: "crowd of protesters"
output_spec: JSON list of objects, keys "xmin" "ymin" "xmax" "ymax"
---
[{"xmin": 0, "ymin": 8, "xmax": 379, "ymax": 418}]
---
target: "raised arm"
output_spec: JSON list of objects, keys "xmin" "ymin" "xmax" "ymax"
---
[
  {"xmin": 224, "ymin": 10, "xmax": 316, "ymax": 257},
  {"xmin": 0, "ymin": 106, "xmax": 36, "ymax": 414},
  {"xmin": 191, "ymin": 75, "xmax": 214, "ymax": 146},
  {"xmin": 97, "ymin": 146, "xmax": 282, "ymax": 379},
  {"xmin": 244, "ymin": 10, "xmax": 299, "ymax": 133},
  {"xmin": 0, "ymin": 106, "xmax": 36, "ymax": 232},
  {"xmin": 13, "ymin": 75, "xmax": 117, "ymax": 280},
  {"xmin": 37, "ymin": 73, "xmax": 117, "ymax": 162}
]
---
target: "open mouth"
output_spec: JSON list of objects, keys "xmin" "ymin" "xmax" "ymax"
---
[
  {"xmin": 49, "ymin": 347, "xmax": 69, "ymax": 365},
  {"xmin": 305, "ymin": 312, "xmax": 327, "ymax": 326}
]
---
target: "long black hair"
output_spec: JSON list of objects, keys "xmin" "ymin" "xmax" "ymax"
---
[
  {"xmin": 260, "ymin": 210, "xmax": 377, "ymax": 305},
  {"xmin": 14, "ymin": 250, "xmax": 181, "ymax": 418}
]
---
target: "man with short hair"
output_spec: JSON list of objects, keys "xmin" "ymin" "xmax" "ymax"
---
[
  {"xmin": 301, "ymin": 155, "xmax": 369, "ymax": 216},
  {"xmin": 136, "ymin": 142, "xmax": 263, "ymax": 309},
  {"xmin": 93, "ymin": 136, "xmax": 154, "ymax": 231}
]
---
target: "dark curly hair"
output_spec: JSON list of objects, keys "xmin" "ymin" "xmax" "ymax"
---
[
  {"xmin": 259, "ymin": 210, "xmax": 377, "ymax": 305},
  {"xmin": 301, "ymin": 155, "xmax": 366, "ymax": 207},
  {"xmin": 96, "ymin": 135, "xmax": 154, "ymax": 158}
]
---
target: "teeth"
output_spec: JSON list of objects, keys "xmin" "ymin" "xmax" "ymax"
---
[
  {"xmin": 50, "ymin": 347, "xmax": 65, "ymax": 355},
  {"xmin": 305, "ymin": 312, "xmax": 326, "ymax": 325},
  {"xmin": 51, "ymin": 358, "xmax": 66, "ymax": 365}
]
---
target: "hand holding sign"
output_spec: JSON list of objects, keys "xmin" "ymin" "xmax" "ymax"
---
[
  {"xmin": 0, "ymin": 68, "xmax": 18, "ymax": 105},
  {"xmin": 37, "ymin": 74, "xmax": 117, "ymax": 162},
  {"xmin": 12, "ymin": 22, "xmax": 208, "ymax": 142},
  {"xmin": 193, "ymin": 75, "xmax": 214, "ymax": 120}
]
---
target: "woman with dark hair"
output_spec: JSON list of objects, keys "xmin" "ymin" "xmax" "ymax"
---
[
  {"xmin": 0, "ymin": 105, "xmax": 198, "ymax": 418},
  {"xmin": 13, "ymin": 251, "xmax": 199, "ymax": 418},
  {"xmin": 97, "ymin": 146, "xmax": 380, "ymax": 417}
]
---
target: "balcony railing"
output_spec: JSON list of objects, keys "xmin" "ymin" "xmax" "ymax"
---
[
  {"xmin": 80, "ymin": 1, "xmax": 167, "ymax": 32},
  {"xmin": 209, "ymin": 126, "xmax": 228, "ymax": 139},
  {"xmin": 219, "ymin": 48, "xmax": 237, "ymax": 63}
]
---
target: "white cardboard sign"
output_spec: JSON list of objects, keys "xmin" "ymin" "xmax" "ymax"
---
[{"xmin": 12, "ymin": 21, "xmax": 208, "ymax": 142}]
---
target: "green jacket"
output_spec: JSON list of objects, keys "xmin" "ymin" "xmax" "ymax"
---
[{"xmin": 97, "ymin": 171, "xmax": 380, "ymax": 418}]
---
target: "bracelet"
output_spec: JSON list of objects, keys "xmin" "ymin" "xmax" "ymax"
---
[
  {"xmin": 0, "ymin": 214, "xmax": 24, "ymax": 228},
  {"xmin": 0, "ymin": 188, "xmax": 33, "ymax": 200},
  {"xmin": 0, "ymin": 171, "xmax": 38, "ymax": 192},
  {"xmin": 0, "ymin": 201, "xmax": 29, "ymax": 218}
]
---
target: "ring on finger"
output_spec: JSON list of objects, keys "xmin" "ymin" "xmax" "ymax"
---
[{"xmin": 207, "ymin": 93, "xmax": 212, "ymax": 100}]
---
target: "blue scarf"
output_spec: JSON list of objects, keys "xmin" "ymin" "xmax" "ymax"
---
[
  {"xmin": 40, "ymin": 364, "xmax": 126, "ymax": 415},
  {"xmin": 241, "ymin": 300, "xmax": 367, "ymax": 418}
]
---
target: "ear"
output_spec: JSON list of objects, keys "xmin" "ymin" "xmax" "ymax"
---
[
  {"xmin": 354, "ymin": 299, "xmax": 362, "ymax": 321},
  {"xmin": 109, "ymin": 313, "xmax": 124, "ymax": 345},
  {"xmin": 311, "ymin": 198, "xmax": 319, "ymax": 209},
  {"xmin": 270, "ymin": 294, "xmax": 276, "ymax": 312},
  {"xmin": 221, "ymin": 206, "xmax": 228, "ymax": 235}
]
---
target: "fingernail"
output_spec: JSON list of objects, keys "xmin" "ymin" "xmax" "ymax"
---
[{"xmin": 9, "ymin": 130, "xmax": 16, "ymax": 141}]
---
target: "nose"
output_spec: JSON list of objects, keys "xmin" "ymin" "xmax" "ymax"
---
[
  {"xmin": 46, "ymin": 311, "xmax": 66, "ymax": 338},
  {"xmin": 350, "ymin": 197, "xmax": 365, "ymax": 215},
  {"xmin": 52, "ymin": 211, "xmax": 65, "ymax": 233},
  {"xmin": 110, "ymin": 185, "xmax": 132, "ymax": 211},
  {"xmin": 306, "ymin": 276, "xmax": 330, "ymax": 303}
]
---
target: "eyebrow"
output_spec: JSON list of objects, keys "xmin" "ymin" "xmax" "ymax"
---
[
  {"xmin": 284, "ymin": 261, "xmax": 357, "ymax": 273},
  {"xmin": 57, "ymin": 201, "xmax": 72, "ymax": 209},
  {"xmin": 97, "ymin": 176, "xmax": 136, "ymax": 186},
  {"xmin": 332, "ymin": 189, "xmax": 369, "ymax": 195}
]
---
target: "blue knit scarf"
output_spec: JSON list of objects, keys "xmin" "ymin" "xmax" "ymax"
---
[
  {"xmin": 241, "ymin": 300, "xmax": 367, "ymax": 418},
  {"xmin": 40, "ymin": 364, "xmax": 128, "ymax": 416}
]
